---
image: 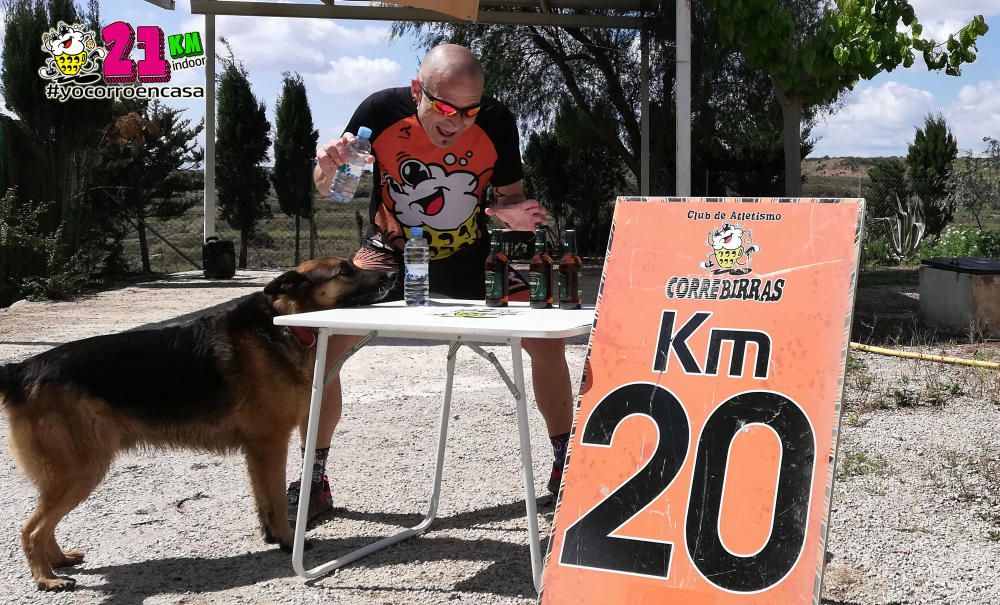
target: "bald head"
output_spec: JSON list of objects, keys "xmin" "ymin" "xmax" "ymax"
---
[
  {"xmin": 418, "ymin": 44, "xmax": 485, "ymax": 91},
  {"xmin": 412, "ymin": 44, "xmax": 486, "ymax": 148}
]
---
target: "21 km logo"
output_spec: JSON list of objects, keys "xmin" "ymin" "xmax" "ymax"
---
[{"xmin": 40, "ymin": 21, "xmax": 205, "ymax": 102}]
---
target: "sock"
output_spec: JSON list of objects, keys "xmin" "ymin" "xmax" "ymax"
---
[
  {"xmin": 300, "ymin": 447, "xmax": 329, "ymax": 484},
  {"xmin": 550, "ymin": 432, "xmax": 570, "ymax": 471}
]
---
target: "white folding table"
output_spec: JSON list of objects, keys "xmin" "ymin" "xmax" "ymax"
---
[{"xmin": 273, "ymin": 299, "xmax": 594, "ymax": 591}]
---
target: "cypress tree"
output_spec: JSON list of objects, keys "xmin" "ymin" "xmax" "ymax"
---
[
  {"xmin": 216, "ymin": 42, "xmax": 272, "ymax": 268},
  {"xmin": 271, "ymin": 72, "xmax": 318, "ymax": 265}
]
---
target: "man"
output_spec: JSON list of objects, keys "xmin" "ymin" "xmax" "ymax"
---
[{"xmin": 291, "ymin": 44, "xmax": 573, "ymax": 523}]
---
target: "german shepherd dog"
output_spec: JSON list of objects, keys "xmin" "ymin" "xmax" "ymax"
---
[{"xmin": 0, "ymin": 257, "xmax": 395, "ymax": 591}]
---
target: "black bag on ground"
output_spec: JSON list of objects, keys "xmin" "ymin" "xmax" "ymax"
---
[{"xmin": 202, "ymin": 237, "xmax": 236, "ymax": 279}]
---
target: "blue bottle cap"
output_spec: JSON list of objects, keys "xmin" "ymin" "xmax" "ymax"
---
[
  {"xmin": 411, "ymin": 226, "xmax": 423, "ymax": 238},
  {"xmin": 357, "ymin": 126, "xmax": 372, "ymax": 139}
]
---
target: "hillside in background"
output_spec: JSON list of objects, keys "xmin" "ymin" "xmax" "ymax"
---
[{"xmin": 801, "ymin": 156, "xmax": 891, "ymax": 198}]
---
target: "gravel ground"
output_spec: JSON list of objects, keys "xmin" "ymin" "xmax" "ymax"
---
[{"xmin": 1, "ymin": 270, "xmax": 998, "ymax": 604}]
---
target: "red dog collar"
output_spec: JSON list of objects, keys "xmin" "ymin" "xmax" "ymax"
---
[{"xmin": 289, "ymin": 326, "xmax": 317, "ymax": 349}]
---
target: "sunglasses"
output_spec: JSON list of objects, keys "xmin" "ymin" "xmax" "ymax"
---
[{"xmin": 420, "ymin": 84, "xmax": 482, "ymax": 119}]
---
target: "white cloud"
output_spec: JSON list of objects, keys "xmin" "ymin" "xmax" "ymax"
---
[
  {"xmin": 906, "ymin": 0, "xmax": 997, "ymax": 42},
  {"xmin": 312, "ymin": 55, "xmax": 402, "ymax": 96},
  {"xmin": 812, "ymin": 81, "xmax": 937, "ymax": 156},
  {"xmin": 944, "ymin": 80, "xmax": 1000, "ymax": 152},
  {"xmin": 811, "ymin": 79, "xmax": 1000, "ymax": 157},
  {"xmin": 177, "ymin": 8, "xmax": 392, "ymax": 75}
]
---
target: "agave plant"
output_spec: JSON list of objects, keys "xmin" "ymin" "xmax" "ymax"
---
[{"xmin": 874, "ymin": 193, "xmax": 926, "ymax": 260}]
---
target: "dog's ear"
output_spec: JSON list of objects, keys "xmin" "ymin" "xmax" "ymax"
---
[{"xmin": 264, "ymin": 270, "xmax": 313, "ymax": 300}]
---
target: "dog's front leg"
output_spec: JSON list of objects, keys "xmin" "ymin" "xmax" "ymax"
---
[{"xmin": 245, "ymin": 439, "xmax": 295, "ymax": 550}]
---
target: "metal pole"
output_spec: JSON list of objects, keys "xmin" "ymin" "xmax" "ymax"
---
[
  {"xmin": 640, "ymin": 24, "xmax": 650, "ymax": 196},
  {"xmin": 310, "ymin": 159, "xmax": 317, "ymax": 260},
  {"xmin": 204, "ymin": 9, "xmax": 217, "ymax": 240},
  {"xmin": 675, "ymin": 0, "xmax": 691, "ymax": 196}
]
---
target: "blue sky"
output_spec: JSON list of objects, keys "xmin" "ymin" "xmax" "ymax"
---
[{"xmin": 3, "ymin": 0, "xmax": 998, "ymax": 159}]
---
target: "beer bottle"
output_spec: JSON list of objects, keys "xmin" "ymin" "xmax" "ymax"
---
[
  {"xmin": 558, "ymin": 229, "xmax": 582, "ymax": 310},
  {"xmin": 529, "ymin": 226, "xmax": 553, "ymax": 309},
  {"xmin": 485, "ymin": 229, "xmax": 509, "ymax": 307}
]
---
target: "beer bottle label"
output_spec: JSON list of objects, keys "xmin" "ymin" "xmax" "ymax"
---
[
  {"xmin": 529, "ymin": 272, "xmax": 547, "ymax": 301},
  {"xmin": 485, "ymin": 270, "xmax": 504, "ymax": 299},
  {"xmin": 559, "ymin": 274, "xmax": 567, "ymax": 301}
]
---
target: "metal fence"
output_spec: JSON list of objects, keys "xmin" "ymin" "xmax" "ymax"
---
[
  {"xmin": 125, "ymin": 166, "xmax": 953, "ymax": 274},
  {"xmin": 121, "ymin": 173, "xmax": 372, "ymax": 274}
]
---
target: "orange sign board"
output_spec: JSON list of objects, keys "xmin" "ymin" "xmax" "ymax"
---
[{"xmin": 541, "ymin": 197, "xmax": 864, "ymax": 604}]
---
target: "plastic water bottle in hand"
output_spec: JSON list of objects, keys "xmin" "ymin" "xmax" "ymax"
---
[
  {"xmin": 404, "ymin": 227, "xmax": 430, "ymax": 306},
  {"xmin": 328, "ymin": 126, "xmax": 372, "ymax": 203}
]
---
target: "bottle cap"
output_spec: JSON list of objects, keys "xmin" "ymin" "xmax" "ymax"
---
[
  {"xmin": 357, "ymin": 126, "xmax": 372, "ymax": 139},
  {"xmin": 411, "ymin": 226, "xmax": 423, "ymax": 238}
]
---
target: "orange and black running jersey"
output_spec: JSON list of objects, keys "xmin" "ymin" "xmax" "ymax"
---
[{"xmin": 344, "ymin": 87, "xmax": 522, "ymax": 261}]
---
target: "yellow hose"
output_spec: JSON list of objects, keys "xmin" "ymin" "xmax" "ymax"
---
[{"xmin": 849, "ymin": 342, "xmax": 1000, "ymax": 370}]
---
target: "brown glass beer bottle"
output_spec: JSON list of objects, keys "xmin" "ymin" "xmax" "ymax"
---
[
  {"xmin": 529, "ymin": 226, "xmax": 553, "ymax": 309},
  {"xmin": 485, "ymin": 228, "xmax": 509, "ymax": 307},
  {"xmin": 558, "ymin": 229, "xmax": 582, "ymax": 309}
]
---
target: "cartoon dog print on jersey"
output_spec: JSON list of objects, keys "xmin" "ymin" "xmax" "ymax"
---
[
  {"xmin": 699, "ymin": 222, "xmax": 760, "ymax": 275},
  {"xmin": 384, "ymin": 157, "xmax": 488, "ymax": 257}
]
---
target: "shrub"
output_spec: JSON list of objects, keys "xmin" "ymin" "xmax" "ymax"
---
[
  {"xmin": 0, "ymin": 189, "xmax": 109, "ymax": 306},
  {"xmin": 861, "ymin": 235, "xmax": 892, "ymax": 268},
  {"xmin": 0, "ymin": 189, "xmax": 58, "ymax": 306},
  {"xmin": 920, "ymin": 225, "xmax": 1000, "ymax": 259}
]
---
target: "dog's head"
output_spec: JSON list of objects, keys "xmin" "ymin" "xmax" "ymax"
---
[{"xmin": 264, "ymin": 257, "xmax": 397, "ymax": 315}]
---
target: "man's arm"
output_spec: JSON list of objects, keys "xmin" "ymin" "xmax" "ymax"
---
[{"xmin": 485, "ymin": 180, "xmax": 550, "ymax": 231}]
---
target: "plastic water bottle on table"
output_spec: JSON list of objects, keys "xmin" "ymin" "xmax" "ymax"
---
[{"xmin": 404, "ymin": 227, "xmax": 430, "ymax": 306}]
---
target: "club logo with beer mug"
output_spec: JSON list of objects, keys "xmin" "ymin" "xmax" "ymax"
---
[
  {"xmin": 39, "ymin": 22, "xmax": 107, "ymax": 83},
  {"xmin": 699, "ymin": 222, "xmax": 760, "ymax": 275}
]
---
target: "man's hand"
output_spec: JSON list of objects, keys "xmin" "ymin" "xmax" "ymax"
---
[
  {"xmin": 484, "ymin": 199, "xmax": 549, "ymax": 232},
  {"xmin": 314, "ymin": 133, "xmax": 375, "ymax": 194}
]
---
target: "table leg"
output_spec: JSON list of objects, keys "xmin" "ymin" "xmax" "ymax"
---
[
  {"xmin": 292, "ymin": 327, "xmax": 331, "ymax": 578},
  {"xmin": 510, "ymin": 339, "xmax": 544, "ymax": 592},
  {"xmin": 291, "ymin": 336, "xmax": 458, "ymax": 580}
]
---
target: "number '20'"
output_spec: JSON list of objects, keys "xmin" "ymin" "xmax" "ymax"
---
[{"xmin": 559, "ymin": 382, "xmax": 816, "ymax": 593}]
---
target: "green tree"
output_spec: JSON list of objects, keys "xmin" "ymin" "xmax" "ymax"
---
[
  {"xmin": 93, "ymin": 100, "xmax": 204, "ymax": 272},
  {"xmin": 0, "ymin": 118, "xmax": 8, "ymax": 192},
  {"xmin": 524, "ymin": 102, "xmax": 626, "ymax": 255},
  {"xmin": 710, "ymin": 0, "xmax": 988, "ymax": 195},
  {"xmin": 865, "ymin": 156, "xmax": 909, "ymax": 218},
  {"xmin": 271, "ymin": 72, "xmax": 318, "ymax": 265},
  {"xmin": 906, "ymin": 113, "xmax": 958, "ymax": 239},
  {"xmin": 1, "ymin": 0, "xmax": 114, "ymax": 243},
  {"xmin": 524, "ymin": 130, "xmax": 570, "ymax": 235},
  {"xmin": 216, "ymin": 42, "xmax": 272, "ymax": 268},
  {"xmin": 394, "ymin": 4, "xmax": 817, "ymax": 197},
  {"xmin": 947, "ymin": 138, "xmax": 1000, "ymax": 231}
]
